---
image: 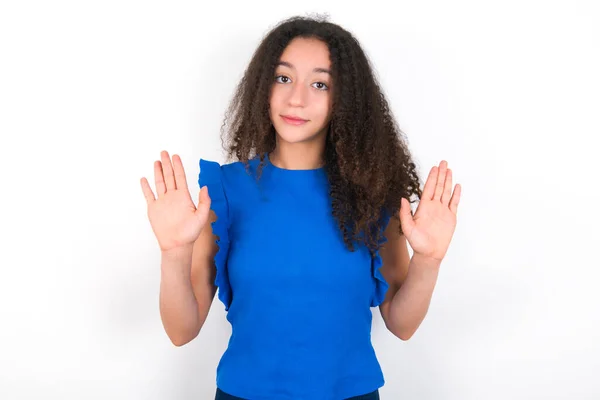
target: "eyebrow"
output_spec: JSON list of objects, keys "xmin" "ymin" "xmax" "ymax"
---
[{"xmin": 276, "ymin": 61, "xmax": 331, "ymax": 75}]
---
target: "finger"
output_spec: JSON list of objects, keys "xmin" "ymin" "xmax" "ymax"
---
[
  {"xmin": 433, "ymin": 160, "xmax": 447, "ymax": 201},
  {"xmin": 441, "ymin": 168, "xmax": 452, "ymax": 205},
  {"xmin": 140, "ymin": 177, "xmax": 156, "ymax": 204},
  {"xmin": 197, "ymin": 186, "xmax": 211, "ymax": 210},
  {"xmin": 422, "ymin": 166, "xmax": 438, "ymax": 201},
  {"xmin": 399, "ymin": 198, "xmax": 415, "ymax": 234},
  {"xmin": 172, "ymin": 154, "xmax": 188, "ymax": 192},
  {"xmin": 449, "ymin": 184, "xmax": 461, "ymax": 215},
  {"xmin": 154, "ymin": 160, "xmax": 166, "ymax": 196},
  {"xmin": 199, "ymin": 185, "xmax": 211, "ymax": 204},
  {"xmin": 161, "ymin": 150, "xmax": 177, "ymax": 191}
]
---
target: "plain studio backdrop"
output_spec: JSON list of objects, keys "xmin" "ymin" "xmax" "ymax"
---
[{"xmin": 1, "ymin": 0, "xmax": 599, "ymax": 399}]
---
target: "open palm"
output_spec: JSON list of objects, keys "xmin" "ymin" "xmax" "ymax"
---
[
  {"xmin": 399, "ymin": 160, "xmax": 461, "ymax": 262},
  {"xmin": 140, "ymin": 151, "xmax": 211, "ymax": 252}
]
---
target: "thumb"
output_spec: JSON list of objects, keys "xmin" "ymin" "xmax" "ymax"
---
[
  {"xmin": 399, "ymin": 198, "xmax": 415, "ymax": 233},
  {"xmin": 196, "ymin": 186, "xmax": 211, "ymax": 214}
]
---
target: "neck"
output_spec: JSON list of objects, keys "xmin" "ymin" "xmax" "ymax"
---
[{"xmin": 269, "ymin": 140, "xmax": 325, "ymax": 170}]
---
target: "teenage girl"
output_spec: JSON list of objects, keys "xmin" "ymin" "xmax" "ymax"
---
[{"xmin": 140, "ymin": 15, "xmax": 461, "ymax": 400}]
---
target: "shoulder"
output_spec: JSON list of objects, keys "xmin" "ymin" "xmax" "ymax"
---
[
  {"xmin": 199, "ymin": 158, "xmax": 251, "ymax": 180},
  {"xmin": 199, "ymin": 157, "xmax": 263, "ymax": 199},
  {"xmin": 220, "ymin": 159, "xmax": 249, "ymax": 176}
]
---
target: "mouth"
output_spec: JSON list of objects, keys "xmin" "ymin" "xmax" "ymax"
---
[{"xmin": 281, "ymin": 115, "xmax": 308, "ymax": 125}]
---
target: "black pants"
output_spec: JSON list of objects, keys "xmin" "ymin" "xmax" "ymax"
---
[{"xmin": 215, "ymin": 387, "xmax": 380, "ymax": 400}]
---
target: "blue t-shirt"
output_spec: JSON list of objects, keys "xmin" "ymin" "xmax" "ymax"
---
[{"xmin": 198, "ymin": 154, "xmax": 391, "ymax": 400}]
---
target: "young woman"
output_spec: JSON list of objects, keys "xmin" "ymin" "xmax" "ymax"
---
[{"xmin": 140, "ymin": 15, "xmax": 461, "ymax": 400}]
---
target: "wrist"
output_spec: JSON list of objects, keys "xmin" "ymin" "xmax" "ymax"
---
[
  {"xmin": 412, "ymin": 252, "xmax": 442, "ymax": 267},
  {"xmin": 160, "ymin": 246, "xmax": 194, "ymax": 282},
  {"xmin": 161, "ymin": 243, "xmax": 194, "ymax": 258},
  {"xmin": 410, "ymin": 252, "xmax": 442, "ymax": 272}
]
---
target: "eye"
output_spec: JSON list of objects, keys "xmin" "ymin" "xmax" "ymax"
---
[
  {"xmin": 312, "ymin": 82, "xmax": 329, "ymax": 91},
  {"xmin": 275, "ymin": 75, "xmax": 290, "ymax": 84}
]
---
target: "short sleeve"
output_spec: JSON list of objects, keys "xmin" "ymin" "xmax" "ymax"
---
[
  {"xmin": 198, "ymin": 159, "xmax": 232, "ymax": 311},
  {"xmin": 370, "ymin": 207, "xmax": 393, "ymax": 307}
]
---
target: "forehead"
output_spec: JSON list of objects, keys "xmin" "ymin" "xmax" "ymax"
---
[{"xmin": 278, "ymin": 37, "xmax": 331, "ymax": 69}]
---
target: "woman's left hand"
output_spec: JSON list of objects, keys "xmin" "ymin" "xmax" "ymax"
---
[{"xmin": 399, "ymin": 160, "xmax": 461, "ymax": 263}]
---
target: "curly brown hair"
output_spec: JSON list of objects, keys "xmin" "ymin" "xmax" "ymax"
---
[{"xmin": 219, "ymin": 14, "xmax": 423, "ymax": 256}]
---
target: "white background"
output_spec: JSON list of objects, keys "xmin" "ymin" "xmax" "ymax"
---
[{"xmin": 1, "ymin": 0, "xmax": 599, "ymax": 399}]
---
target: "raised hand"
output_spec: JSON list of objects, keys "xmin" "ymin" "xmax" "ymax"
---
[
  {"xmin": 140, "ymin": 150, "xmax": 211, "ymax": 252},
  {"xmin": 399, "ymin": 160, "xmax": 461, "ymax": 262}
]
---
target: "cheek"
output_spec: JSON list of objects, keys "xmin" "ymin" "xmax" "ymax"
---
[
  {"xmin": 269, "ymin": 90, "xmax": 284, "ymax": 112},
  {"xmin": 314, "ymin": 96, "xmax": 332, "ymax": 121}
]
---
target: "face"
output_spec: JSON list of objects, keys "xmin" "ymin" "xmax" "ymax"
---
[{"xmin": 269, "ymin": 37, "xmax": 333, "ymax": 145}]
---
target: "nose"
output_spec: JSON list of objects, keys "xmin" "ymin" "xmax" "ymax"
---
[{"xmin": 287, "ymin": 81, "xmax": 307, "ymax": 107}]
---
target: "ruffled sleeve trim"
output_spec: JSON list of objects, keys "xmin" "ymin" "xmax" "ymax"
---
[
  {"xmin": 371, "ymin": 208, "xmax": 393, "ymax": 307},
  {"xmin": 198, "ymin": 159, "xmax": 232, "ymax": 311}
]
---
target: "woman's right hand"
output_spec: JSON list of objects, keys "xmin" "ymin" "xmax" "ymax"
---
[{"xmin": 140, "ymin": 150, "xmax": 211, "ymax": 253}]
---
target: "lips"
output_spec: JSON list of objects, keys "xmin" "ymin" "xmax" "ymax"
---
[
  {"xmin": 281, "ymin": 115, "xmax": 307, "ymax": 122},
  {"xmin": 281, "ymin": 115, "xmax": 308, "ymax": 125}
]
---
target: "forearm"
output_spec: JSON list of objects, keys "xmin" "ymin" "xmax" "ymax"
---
[
  {"xmin": 389, "ymin": 254, "xmax": 441, "ymax": 340},
  {"xmin": 159, "ymin": 245, "xmax": 200, "ymax": 346}
]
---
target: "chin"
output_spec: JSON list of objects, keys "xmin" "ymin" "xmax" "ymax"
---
[
  {"xmin": 274, "ymin": 127, "xmax": 321, "ymax": 144},
  {"xmin": 275, "ymin": 123, "xmax": 330, "ymax": 144},
  {"xmin": 278, "ymin": 132, "xmax": 319, "ymax": 144}
]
